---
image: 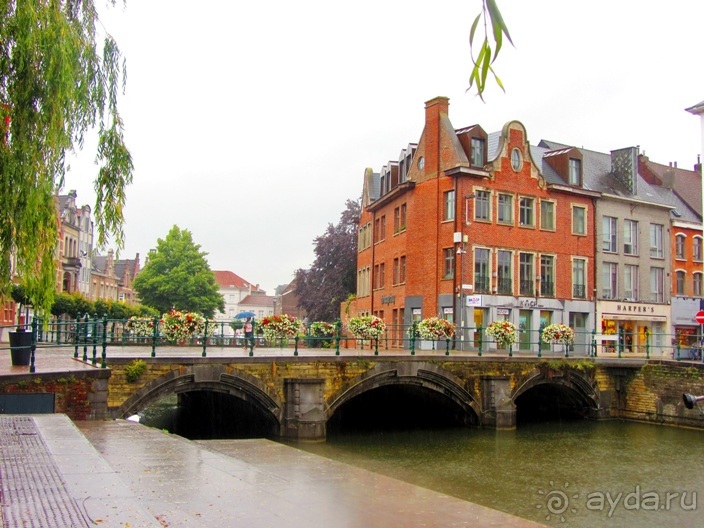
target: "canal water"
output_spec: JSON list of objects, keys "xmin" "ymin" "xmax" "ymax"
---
[
  {"xmin": 294, "ymin": 422, "xmax": 704, "ymax": 528},
  {"xmin": 141, "ymin": 396, "xmax": 704, "ymax": 527}
]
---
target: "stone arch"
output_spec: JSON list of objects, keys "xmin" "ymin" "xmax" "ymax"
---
[
  {"xmin": 114, "ymin": 365, "xmax": 284, "ymax": 429},
  {"xmin": 512, "ymin": 368, "xmax": 601, "ymax": 418},
  {"xmin": 326, "ymin": 361, "xmax": 481, "ymax": 424}
]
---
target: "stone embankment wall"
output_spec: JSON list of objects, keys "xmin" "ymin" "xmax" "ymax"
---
[
  {"xmin": 616, "ymin": 361, "xmax": 704, "ymax": 427},
  {"xmin": 0, "ymin": 370, "xmax": 110, "ymax": 420}
]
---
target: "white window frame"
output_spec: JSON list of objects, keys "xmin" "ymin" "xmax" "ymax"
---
[
  {"xmin": 650, "ymin": 224, "xmax": 664, "ymax": 259},
  {"xmin": 624, "ymin": 264, "xmax": 639, "ymax": 301},
  {"xmin": 624, "ymin": 219, "xmax": 638, "ymax": 255},
  {"xmin": 540, "ymin": 200, "xmax": 555, "ymax": 231},
  {"xmin": 602, "ymin": 216, "xmax": 617, "ymax": 252}
]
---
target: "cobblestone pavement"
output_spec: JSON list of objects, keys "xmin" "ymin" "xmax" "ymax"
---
[{"xmin": 0, "ymin": 416, "xmax": 89, "ymax": 528}]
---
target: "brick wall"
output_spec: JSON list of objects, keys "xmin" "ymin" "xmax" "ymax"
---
[{"xmin": 0, "ymin": 370, "xmax": 110, "ymax": 420}]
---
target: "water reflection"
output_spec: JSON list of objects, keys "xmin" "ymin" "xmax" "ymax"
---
[
  {"xmin": 295, "ymin": 421, "xmax": 704, "ymax": 528},
  {"xmin": 140, "ymin": 392, "xmax": 704, "ymax": 527},
  {"xmin": 140, "ymin": 392, "xmax": 277, "ymax": 439}
]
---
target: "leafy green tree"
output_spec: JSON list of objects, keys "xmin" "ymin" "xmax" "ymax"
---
[
  {"xmin": 94, "ymin": 299, "xmax": 109, "ymax": 318},
  {"xmin": 294, "ymin": 199, "xmax": 360, "ymax": 322},
  {"xmin": 50, "ymin": 292, "xmax": 94, "ymax": 319},
  {"xmin": 107, "ymin": 301, "xmax": 132, "ymax": 320},
  {"xmin": 133, "ymin": 226, "xmax": 224, "ymax": 317},
  {"xmin": 0, "ymin": 2, "xmax": 132, "ymax": 314},
  {"xmin": 51, "ymin": 292, "xmax": 75, "ymax": 318}
]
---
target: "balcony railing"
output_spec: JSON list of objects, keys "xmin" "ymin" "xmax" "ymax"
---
[
  {"xmin": 520, "ymin": 280, "xmax": 534, "ymax": 296},
  {"xmin": 474, "ymin": 275, "xmax": 490, "ymax": 293},
  {"xmin": 573, "ymin": 284, "xmax": 586, "ymax": 298},
  {"xmin": 540, "ymin": 281, "xmax": 554, "ymax": 297},
  {"xmin": 497, "ymin": 278, "xmax": 512, "ymax": 295}
]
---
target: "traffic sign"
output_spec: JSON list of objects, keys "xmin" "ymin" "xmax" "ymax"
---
[{"xmin": 695, "ymin": 311, "xmax": 704, "ymax": 324}]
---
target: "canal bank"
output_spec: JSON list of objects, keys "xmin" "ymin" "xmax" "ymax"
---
[{"xmin": 1, "ymin": 414, "xmax": 544, "ymax": 527}]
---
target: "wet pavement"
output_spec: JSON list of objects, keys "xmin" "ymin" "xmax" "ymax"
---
[{"xmin": 1, "ymin": 414, "xmax": 546, "ymax": 527}]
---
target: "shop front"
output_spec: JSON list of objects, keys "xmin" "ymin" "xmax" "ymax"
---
[
  {"xmin": 598, "ymin": 301, "xmax": 670, "ymax": 356},
  {"xmin": 671, "ymin": 296, "xmax": 702, "ymax": 349}
]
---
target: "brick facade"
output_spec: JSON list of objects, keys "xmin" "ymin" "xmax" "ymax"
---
[{"xmin": 356, "ymin": 97, "xmax": 598, "ymax": 353}]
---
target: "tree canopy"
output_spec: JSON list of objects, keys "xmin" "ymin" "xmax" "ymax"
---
[
  {"xmin": 0, "ymin": 1, "xmax": 133, "ymax": 314},
  {"xmin": 132, "ymin": 226, "xmax": 224, "ymax": 317},
  {"xmin": 294, "ymin": 199, "xmax": 360, "ymax": 322}
]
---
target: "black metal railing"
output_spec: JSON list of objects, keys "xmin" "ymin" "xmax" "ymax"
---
[
  {"xmin": 474, "ymin": 275, "xmax": 491, "ymax": 293},
  {"xmin": 2, "ymin": 315, "xmax": 699, "ymax": 367},
  {"xmin": 540, "ymin": 281, "xmax": 554, "ymax": 297},
  {"xmin": 497, "ymin": 278, "xmax": 512, "ymax": 295},
  {"xmin": 520, "ymin": 280, "xmax": 534, "ymax": 296}
]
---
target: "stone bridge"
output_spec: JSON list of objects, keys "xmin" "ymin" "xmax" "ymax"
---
[{"xmin": 105, "ymin": 355, "xmax": 704, "ymax": 441}]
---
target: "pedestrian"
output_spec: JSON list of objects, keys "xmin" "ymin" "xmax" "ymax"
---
[{"xmin": 244, "ymin": 317, "xmax": 254, "ymax": 350}]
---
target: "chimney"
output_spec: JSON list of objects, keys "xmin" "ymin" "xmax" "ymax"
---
[
  {"xmin": 662, "ymin": 163, "xmax": 675, "ymax": 189},
  {"xmin": 695, "ymin": 155, "xmax": 702, "ymax": 174},
  {"xmin": 611, "ymin": 146, "xmax": 639, "ymax": 194},
  {"xmin": 423, "ymin": 97, "xmax": 450, "ymax": 176}
]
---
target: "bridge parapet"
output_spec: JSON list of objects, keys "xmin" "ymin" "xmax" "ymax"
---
[{"xmin": 102, "ymin": 356, "xmax": 704, "ymax": 437}]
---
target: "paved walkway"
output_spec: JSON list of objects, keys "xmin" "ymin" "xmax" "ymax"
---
[{"xmin": 0, "ymin": 413, "xmax": 546, "ymax": 527}]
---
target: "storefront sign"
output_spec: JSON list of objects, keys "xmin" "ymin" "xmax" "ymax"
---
[
  {"xmin": 615, "ymin": 303, "xmax": 656, "ymax": 313},
  {"xmin": 466, "ymin": 295, "xmax": 482, "ymax": 307},
  {"xmin": 496, "ymin": 308, "xmax": 510, "ymax": 315},
  {"xmin": 381, "ymin": 295, "xmax": 396, "ymax": 305}
]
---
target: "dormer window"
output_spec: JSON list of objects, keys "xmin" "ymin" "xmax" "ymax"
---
[
  {"xmin": 569, "ymin": 158, "xmax": 582, "ymax": 185},
  {"xmin": 471, "ymin": 138, "xmax": 485, "ymax": 167}
]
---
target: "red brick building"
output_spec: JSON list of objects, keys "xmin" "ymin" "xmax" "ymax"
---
[{"xmin": 356, "ymin": 97, "xmax": 598, "ymax": 352}]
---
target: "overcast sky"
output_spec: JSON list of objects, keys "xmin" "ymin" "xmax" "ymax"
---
[{"xmin": 66, "ymin": 1, "xmax": 704, "ymax": 295}]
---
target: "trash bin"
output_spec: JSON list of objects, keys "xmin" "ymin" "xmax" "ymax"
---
[{"xmin": 9, "ymin": 330, "xmax": 32, "ymax": 366}]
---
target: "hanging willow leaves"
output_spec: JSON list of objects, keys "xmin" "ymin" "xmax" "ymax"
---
[
  {"xmin": 468, "ymin": 0, "xmax": 514, "ymax": 100},
  {"xmin": 0, "ymin": 0, "xmax": 133, "ymax": 314}
]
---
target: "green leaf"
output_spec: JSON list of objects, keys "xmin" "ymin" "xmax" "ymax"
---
[
  {"xmin": 486, "ymin": 0, "xmax": 514, "ymax": 47},
  {"xmin": 469, "ymin": 13, "xmax": 482, "ymax": 47}
]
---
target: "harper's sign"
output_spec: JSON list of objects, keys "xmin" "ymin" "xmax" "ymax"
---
[
  {"xmin": 381, "ymin": 295, "xmax": 396, "ymax": 305},
  {"xmin": 615, "ymin": 304, "xmax": 656, "ymax": 313}
]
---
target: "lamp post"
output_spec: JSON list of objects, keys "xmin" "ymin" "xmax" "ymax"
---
[
  {"xmin": 456, "ymin": 241, "xmax": 467, "ymax": 349},
  {"xmin": 455, "ymin": 193, "xmax": 475, "ymax": 351}
]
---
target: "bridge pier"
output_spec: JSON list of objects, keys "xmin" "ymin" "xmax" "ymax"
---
[
  {"xmin": 481, "ymin": 376, "xmax": 516, "ymax": 430},
  {"xmin": 282, "ymin": 378, "xmax": 326, "ymax": 442}
]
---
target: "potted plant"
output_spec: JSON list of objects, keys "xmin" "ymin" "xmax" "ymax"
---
[
  {"xmin": 413, "ymin": 317, "xmax": 456, "ymax": 350},
  {"xmin": 260, "ymin": 314, "xmax": 302, "ymax": 344},
  {"xmin": 7, "ymin": 284, "xmax": 33, "ymax": 365},
  {"xmin": 486, "ymin": 320, "xmax": 518, "ymax": 351},
  {"xmin": 542, "ymin": 323, "xmax": 575, "ymax": 357},
  {"xmin": 306, "ymin": 321, "xmax": 336, "ymax": 348},
  {"xmin": 347, "ymin": 315, "xmax": 386, "ymax": 341}
]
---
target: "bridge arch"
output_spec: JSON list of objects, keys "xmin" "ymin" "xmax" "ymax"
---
[
  {"xmin": 115, "ymin": 365, "xmax": 284, "ymax": 430},
  {"xmin": 326, "ymin": 361, "xmax": 481, "ymax": 425},
  {"xmin": 512, "ymin": 368, "xmax": 601, "ymax": 419}
]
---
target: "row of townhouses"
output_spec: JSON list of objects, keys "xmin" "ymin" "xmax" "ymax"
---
[
  {"xmin": 2, "ymin": 189, "xmax": 279, "ymax": 329},
  {"xmin": 354, "ymin": 96, "xmax": 703, "ymax": 356}
]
